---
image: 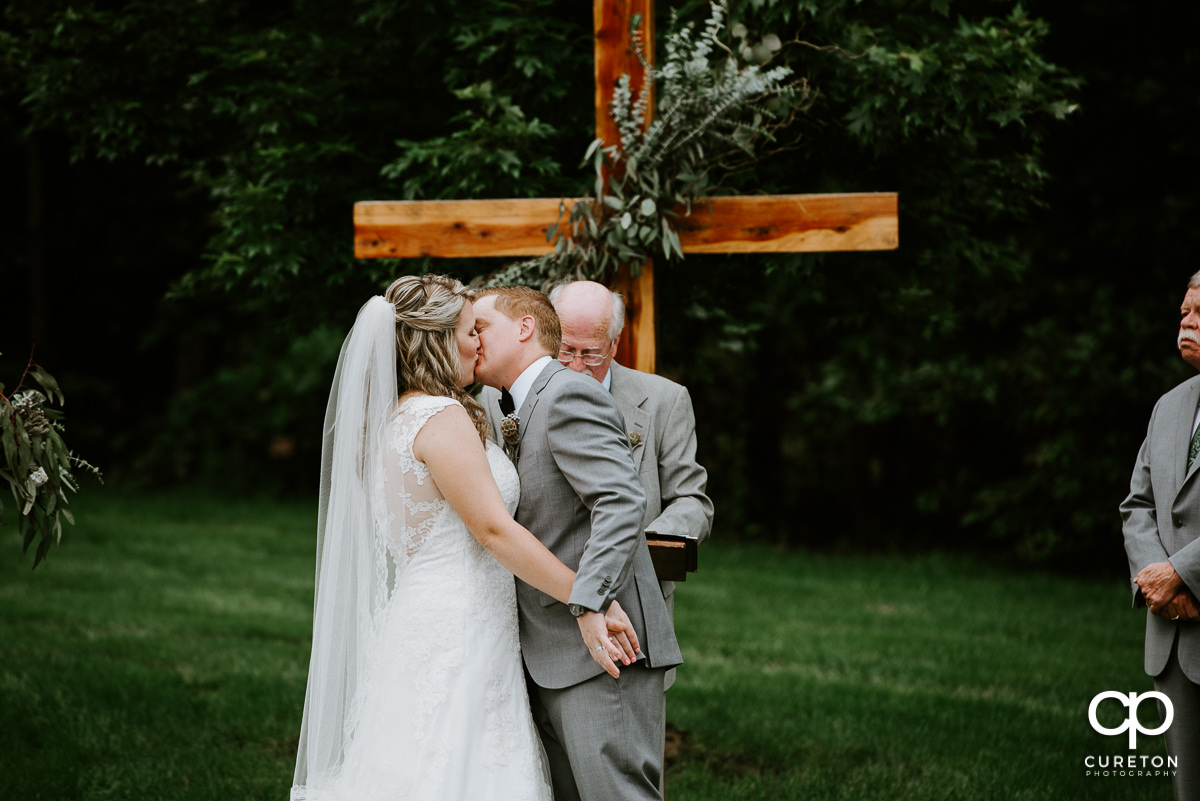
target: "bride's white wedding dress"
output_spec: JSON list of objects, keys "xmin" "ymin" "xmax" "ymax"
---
[{"xmin": 294, "ymin": 394, "xmax": 551, "ymax": 801}]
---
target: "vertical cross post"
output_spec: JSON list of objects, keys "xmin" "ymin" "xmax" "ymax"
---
[{"xmin": 595, "ymin": 0, "xmax": 657, "ymax": 373}]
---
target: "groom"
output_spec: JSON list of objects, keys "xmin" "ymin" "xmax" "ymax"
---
[{"xmin": 472, "ymin": 285, "xmax": 681, "ymax": 801}]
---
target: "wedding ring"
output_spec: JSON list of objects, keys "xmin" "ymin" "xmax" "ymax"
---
[{"xmin": 595, "ymin": 645, "xmax": 605, "ymax": 652}]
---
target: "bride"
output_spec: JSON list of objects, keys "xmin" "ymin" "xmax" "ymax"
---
[{"xmin": 291, "ymin": 274, "xmax": 637, "ymax": 800}]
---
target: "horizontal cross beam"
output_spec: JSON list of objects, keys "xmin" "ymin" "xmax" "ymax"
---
[{"xmin": 353, "ymin": 193, "xmax": 898, "ymax": 259}]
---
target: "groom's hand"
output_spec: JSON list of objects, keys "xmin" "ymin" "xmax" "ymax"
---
[
  {"xmin": 577, "ymin": 612, "xmax": 629, "ymax": 678},
  {"xmin": 604, "ymin": 600, "xmax": 641, "ymax": 662}
]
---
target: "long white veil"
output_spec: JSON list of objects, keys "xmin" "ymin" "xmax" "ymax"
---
[{"xmin": 292, "ymin": 295, "xmax": 397, "ymax": 798}]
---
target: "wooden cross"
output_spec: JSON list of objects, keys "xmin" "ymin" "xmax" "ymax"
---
[{"xmin": 353, "ymin": 0, "xmax": 898, "ymax": 373}]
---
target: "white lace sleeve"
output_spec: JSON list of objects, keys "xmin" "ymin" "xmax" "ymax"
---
[{"xmin": 379, "ymin": 395, "xmax": 462, "ymax": 563}]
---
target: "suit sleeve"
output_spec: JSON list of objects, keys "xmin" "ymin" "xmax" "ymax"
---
[
  {"xmin": 1170, "ymin": 537, "xmax": 1200, "ymax": 595},
  {"xmin": 545, "ymin": 378, "xmax": 647, "ymax": 612},
  {"xmin": 1120, "ymin": 398, "xmax": 1171, "ymax": 606},
  {"xmin": 645, "ymin": 385, "xmax": 713, "ymax": 542}
]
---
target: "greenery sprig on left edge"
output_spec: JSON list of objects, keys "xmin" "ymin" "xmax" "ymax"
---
[
  {"xmin": 1, "ymin": 352, "xmax": 101, "ymax": 568},
  {"xmin": 483, "ymin": 1, "xmax": 808, "ymax": 290}
]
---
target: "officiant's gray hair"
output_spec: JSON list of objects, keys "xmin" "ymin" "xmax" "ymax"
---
[
  {"xmin": 548, "ymin": 282, "xmax": 626, "ymax": 341},
  {"xmin": 384, "ymin": 274, "xmax": 489, "ymax": 443},
  {"xmin": 1190, "ymin": 270, "xmax": 1200, "ymax": 289}
]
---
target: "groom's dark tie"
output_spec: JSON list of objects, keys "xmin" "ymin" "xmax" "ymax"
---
[
  {"xmin": 1189, "ymin": 424, "xmax": 1200, "ymax": 473},
  {"xmin": 499, "ymin": 386, "xmax": 516, "ymax": 417}
]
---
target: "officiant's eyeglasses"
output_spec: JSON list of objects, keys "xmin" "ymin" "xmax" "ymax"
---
[{"xmin": 557, "ymin": 341, "xmax": 614, "ymax": 367}]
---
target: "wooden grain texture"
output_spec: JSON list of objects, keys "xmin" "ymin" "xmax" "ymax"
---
[
  {"xmin": 596, "ymin": 0, "xmax": 655, "ymax": 371},
  {"xmin": 354, "ymin": 198, "xmax": 567, "ymax": 258},
  {"xmin": 353, "ymin": 193, "xmax": 898, "ymax": 259},
  {"xmin": 676, "ymin": 193, "xmax": 899, "ymax": 253},
  {"xmin": 594, "ymin": 0, "xmax": 653, "ymax": 153},
  {"xmin": 613, "ymin": 260, "xmax": 656, "ymax": 373}
]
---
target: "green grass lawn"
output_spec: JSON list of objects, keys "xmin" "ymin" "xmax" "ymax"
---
[{"xmin": 0, "ymin": 490, "xmax": 1174, "ymax": 800}]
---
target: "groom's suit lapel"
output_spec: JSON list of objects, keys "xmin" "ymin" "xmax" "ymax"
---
[
  {"xmin": 516, "ymin": 360, "xmax": 564, "ymax": 441},
  {"xmin": 1173, "ymin": 379, "xmax": 1200, "ymax": 496}
]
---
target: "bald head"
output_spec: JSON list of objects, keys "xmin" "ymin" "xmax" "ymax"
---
[{"xmin": 549, "ymin": 281, "xmax": 624, "ymax": 382}]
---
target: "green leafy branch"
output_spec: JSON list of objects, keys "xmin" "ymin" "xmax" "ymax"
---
[
  {"xmin": 484, "ymin": 0, "xmax": 810, "ymax": 289},
  {"xmin": 382, "ymin": 81, "xmax": 562, "ymax": 200},
  {"xmin": 1, "ymin": 351, "xmax": 102, "ymax": 568}
]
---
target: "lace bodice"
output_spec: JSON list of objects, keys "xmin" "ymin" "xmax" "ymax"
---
[{"xmin": 379, "ymin": 393, "xmax": 519, "ymax": 564}]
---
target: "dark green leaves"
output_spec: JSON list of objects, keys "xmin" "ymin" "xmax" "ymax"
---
[
  {"xmin": 382, "ymin": 81, "xmax": 562, "ymax": 200},
  {"xmin": 0, "ymin": 358, "xmax": 101, "ymax": 568}
]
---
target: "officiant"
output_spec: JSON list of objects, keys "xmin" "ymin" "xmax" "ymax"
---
[
  {"xmin": 548, "ymin": 280, "xmax": 712, "ymax": 660},
  {"xmin": 548, "ymin": 280, "xmax": 713, "ymax": 565}
]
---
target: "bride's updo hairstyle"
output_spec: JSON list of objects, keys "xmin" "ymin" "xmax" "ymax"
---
[{"xmin": 384, "ymin": 274, "xmax": 489, "ymax": 443}]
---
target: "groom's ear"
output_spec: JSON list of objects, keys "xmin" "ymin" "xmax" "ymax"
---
[{"xmin": 516, "ymin": 314, "xmax": 537, "ymax": 343}]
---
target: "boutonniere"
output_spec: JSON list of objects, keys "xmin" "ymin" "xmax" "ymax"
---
[
  {"xmin": 501, "ymin": 414, "xmax": 521, "ymax": 463},
  {"xmin": 629, "ymin": 431, "xmax": 643, "ymax": 449}
]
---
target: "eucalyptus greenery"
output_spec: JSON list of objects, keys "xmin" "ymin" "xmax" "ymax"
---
[
  {"xmin": 1, "ymin": 354, "xmax": 101, "ymax": 568},
  {"xmin": 485, "ymin": 1, "xmax": 808, "ymax": 289}
]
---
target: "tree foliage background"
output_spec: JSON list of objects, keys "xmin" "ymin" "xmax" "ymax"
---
[{"xmin": 2, "ymin": 0, "xmax": 1195, "ymax": 571}]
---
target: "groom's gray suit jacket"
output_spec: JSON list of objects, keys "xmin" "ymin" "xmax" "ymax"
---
[
  {"xmin": 486, "ymin": 361, "xmax": 682, "ymax": 689},
  {"xmin": 1121, "ymin": 373, "xmax": 1200, "ymax": 681}
]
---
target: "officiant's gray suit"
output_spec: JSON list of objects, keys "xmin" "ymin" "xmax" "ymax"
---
[
  {"xmin": 608, "ymin": 361, "xmax": 712, "ymax": 549},
  {"xmin": 1121, "ymin": 372, "xmax": 1200, "ymax": 800},
  {"xmin": 607, "ymin": 361, "xmax": 713, "ymax": 689},
  {"xmin": 492, "ymin": 360, "xmax": 681, "ymax": 801}
]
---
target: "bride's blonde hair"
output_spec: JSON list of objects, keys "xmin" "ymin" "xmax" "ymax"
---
[{"xmin": 384, "ymin": 274, "xmax": 489, "ymax": 443}]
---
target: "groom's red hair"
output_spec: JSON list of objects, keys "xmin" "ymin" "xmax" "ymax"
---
[{"xmin": 473, "ymin": 286, "xmax": 562, "ymax": 355}]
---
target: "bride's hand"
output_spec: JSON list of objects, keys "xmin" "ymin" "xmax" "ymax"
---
[
  {"xmin": 577, "ymin": 611, "xmax": 628, "ymax": 678},
  {"xmin": 603, "ymin": 600, "xmax": 640, "ymax": 663}
]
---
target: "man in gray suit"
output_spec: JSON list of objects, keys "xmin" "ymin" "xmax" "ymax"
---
[
  {"xmin": 472, "ymin": 285, "xmax": 681, "ymax": 801},
  {"xmin": 548, "ymin": 281, "xmax": 713, "ymax": 558},
  {"xmin": 548, "ymin": 281, "xmax": 713, "ymax": 694},
  {"xmin": 1121, "ymin": 271, "xmax": 1200, "ymax": 801}
]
